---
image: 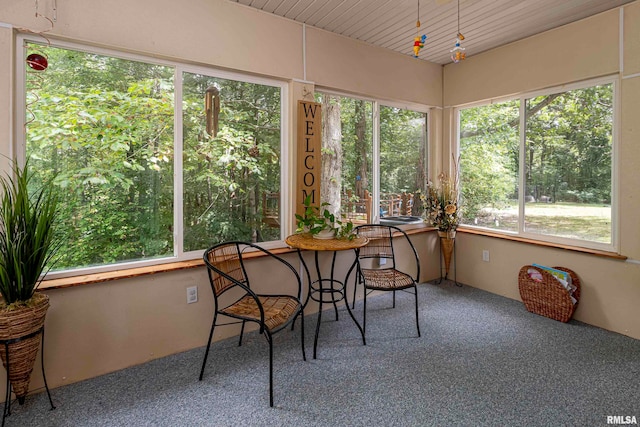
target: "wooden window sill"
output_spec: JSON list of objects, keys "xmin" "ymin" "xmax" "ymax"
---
[
  {"xmin": 39, "ymin": 246, "xmax": 298, "ymax": 291},
  {"xmin": 39, "ymin": 226, "xmax": 436, "ymax": 291},
  {"xmin": 41, "ymin": 225, "xmax": 622, "ymax": 291}
]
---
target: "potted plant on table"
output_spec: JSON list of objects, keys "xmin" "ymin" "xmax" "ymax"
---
[
  {"xmin": 0, "ymin": 161, "xmax": 59, "ymax": 404},
  {"xmin": 295, "ymin": 195, "xmax": 355, "ymax": 240}
]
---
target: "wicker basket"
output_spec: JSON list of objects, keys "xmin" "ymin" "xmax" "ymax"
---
[{"xmin": 518, "ymin": 266, "xmax": 580, "ymax": 323}]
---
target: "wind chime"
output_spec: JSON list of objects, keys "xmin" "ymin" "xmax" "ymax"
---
[
  {"xmin": 450, "ymin": 0, "xmax": 466, "ymax": 63},
  {"xmin": 205, "ymin": 86, "xmax": 220, "ymax": 137},
  {"xmin": 24, "ymin": 0, "xmax": 57, "ymax": 127},
  {"xmin": 25, "ymin": 0, "xmax": 56, "ymax": 71},
  {"xmin": 412, "ymin": 0, "xmax": 427, "ymax": 58}
]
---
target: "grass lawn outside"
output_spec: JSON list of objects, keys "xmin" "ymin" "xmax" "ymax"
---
[{"xmin": 463, "ymin": 202, "xmax": 611, "ymax": 243}]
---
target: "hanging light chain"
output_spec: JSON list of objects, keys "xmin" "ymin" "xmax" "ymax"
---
[
  {"xmin": 35, "ymin": 0, "xmax": 57, "ymax": 22},
  {"xmin": 457, "ymin": 0, "xmax": 460, "ymax": 34}
]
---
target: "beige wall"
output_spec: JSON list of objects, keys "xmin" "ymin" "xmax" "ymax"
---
[
  {"xmin": 0, "ymin": 0, "xmax": 304, "ymax": 80},
  {"xmin": 1, "ymin": 0, "xmax": 639, "ymax": 403},
  {"xmin": 455, "ymin": 235, "xmax": 639, "ymax": 337},
  {"xmin": 624, "ymin": 2, "xmax": 640, "ymax": 75},
  {"xmin": 443, "ymin": 2, "xmax": 640, "ymax": 340},
  {"xmin": 0, "ymin": 0, "xmax": 441, "ymax": 400},
  {"xmin": 306, "ymin": 27, "xmax": 442, "ymax": 106},
  {"xmin": 0, "ymin": 27, "xmax": 12, "ymax": 171},
  {"xmin": 22, "ymin": 233, "xmax": 436, "ymax": 399},
  {"xmin": 443, "ymin": 9, "xmax": 620, "ymax": 106},
  {"xmin": 620, "ymin": 76, "xmax": 640, "ymax": 259}
]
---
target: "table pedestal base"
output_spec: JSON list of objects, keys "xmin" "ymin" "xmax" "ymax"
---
[{"xmin": 297, "ymin": 249, "xmax": 366, "ymax": 359}]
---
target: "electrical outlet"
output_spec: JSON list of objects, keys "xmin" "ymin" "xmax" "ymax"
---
[
  {"xmin": 482, "ymin": 250, "xmax": 490, "ymax": 262},
  {"xmin": 187, "ymin": 286, "xmax": 198, "ymax": 304},
  {"xmin": 378, "ymin": 254, "xmax": 387, "ymax": 266}
]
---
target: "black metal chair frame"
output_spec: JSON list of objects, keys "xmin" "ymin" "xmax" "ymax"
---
[
  {"xmin": 346, "ymin": 224, "xmax": 421, "ymax": 338},
  {"xmin": 199, "ymin": 241, "xmax": 306, "ymax": 407}
]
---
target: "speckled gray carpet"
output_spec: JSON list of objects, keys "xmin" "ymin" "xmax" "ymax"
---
[{"xmin": 5, "ymin": 282, "xmax": 640, "ymax": 426}]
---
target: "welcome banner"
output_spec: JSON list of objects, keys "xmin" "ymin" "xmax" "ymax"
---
[{"xmin": 296, "ymin": 100, "xmax": 322, "ymax": 220}]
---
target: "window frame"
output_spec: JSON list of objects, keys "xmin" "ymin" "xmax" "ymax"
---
[
  {"xmin": 455, "ymin": 75, "xmax": 619, "ymax": 252},
  {"xmin": 314, "ymin": 87, "xmax": 432, "ymax": 224},
  {"xmin": 16, "ymin": 35, "xmax": 290, "ymax": 279}
]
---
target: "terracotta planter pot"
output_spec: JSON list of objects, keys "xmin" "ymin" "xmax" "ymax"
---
[{"xmin": 0, "ymin": 292, "xmax": 49, "ymax": 402}]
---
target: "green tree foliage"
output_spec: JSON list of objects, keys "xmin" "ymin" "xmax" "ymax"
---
[
  {"xmin": 27, "ymin": 45, "xmax": 174, "ymax": 270},
  {"xmin": 459, "ymin": 84, "xmax": 613, "ymax": 242},
  {"xmin": 182, "ymin": 73, "xmax": 281, "ymax": 249},
  {"xmin": 315, "ymin": 93, "xmax": 428, "ymax": 217},
  {"xmin": 25, "ymin": 43, "xmax": 282, "ymax": 272},
  {"xmin": 525, "ymin": 85, "xmax": 612, "ymax": 204},
  {"xmin": 380, "ymin": 106, "xmax": 427, "ymax": 196},
  {"xmin": 459, "ymin": 100, "xmax": 519, "ymax": 222},
  {"xmin": 317, "ymin": 95, "xmax": 374, "ymax": 198}
]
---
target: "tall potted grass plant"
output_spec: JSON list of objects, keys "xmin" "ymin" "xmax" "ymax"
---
[{"xmin": 0, "ymin": 161, "xmax": 58, "ymax": 403}]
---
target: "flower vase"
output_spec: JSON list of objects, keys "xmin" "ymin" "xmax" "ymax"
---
[{"xmin": 437, "ymin": 230, "xmax": 456, "ymax": 278}]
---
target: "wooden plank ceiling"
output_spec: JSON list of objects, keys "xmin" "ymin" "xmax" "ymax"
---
[{"xmin": 228, "ymin": 0, "xmax": 633, "ymax": 64}]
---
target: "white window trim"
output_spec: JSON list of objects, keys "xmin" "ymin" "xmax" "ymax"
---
[
  {"xmin": 372, "ymin": 101, "xmax": 381, "ymax": 223},
  {"xmin": 175, "ymin": 63, "xmax": 290, "ymax": 259},
  {"xmin": 314, "ymin": 87, "xmax": 432, "ymax": 224},
  {"xmin": 455, "ymin": 75, "xmax": 619, "ymax": 253},
  {"xmin": 16, "ymin": 35, "xmax": 290, "ymax": 279}
]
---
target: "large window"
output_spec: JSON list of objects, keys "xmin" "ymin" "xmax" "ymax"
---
[
  {"xmin": 380, "ymin": 106, "xmax": 428, "ymax": 217},
  {"xmin": 316, "ymin": 92, "xmax": 429, "ymax": 221},
  {"xmin": 315, "ymin": 93, "xmax": 374, "ymax": 220},
  {"xmin": 182, "ymin": 72, "xmax": 281, "ymax": 251},
  {"xmin": 459, "ymin": 100, "xmax": 520, "ymax": 232},
  {"xmin": 21, "ymin": 39, "xmax": 285, "ymax": 274},
  {"xmin": 458, "ymin": 78, "xmax": 615, "ymax": 249},
  {"xmin": 24, "ymin": 43, "xmax": 176, "ymax": 270}
]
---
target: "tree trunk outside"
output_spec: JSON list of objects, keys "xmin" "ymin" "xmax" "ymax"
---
[{"xmin": 321, "ymin": 94, "xmax": 342, "ymax": 216}]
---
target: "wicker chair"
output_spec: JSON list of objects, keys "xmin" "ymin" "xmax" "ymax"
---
[
  {"xmin": 199, "ymin": 241, "xmax": 306, "ymax": 407},
  {"xmin": 348, "ymin": 225, "xmax": 421, "ymax": 338}
]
